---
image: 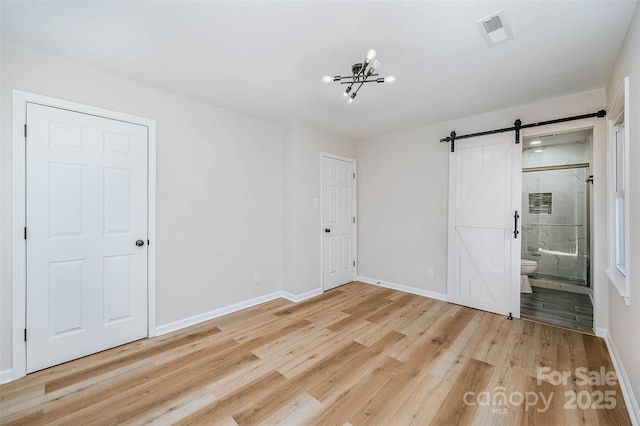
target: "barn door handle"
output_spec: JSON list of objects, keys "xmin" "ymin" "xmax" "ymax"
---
[{"xmin": 513, "ymin": 211, "xmax": 520, "ymax": 239}]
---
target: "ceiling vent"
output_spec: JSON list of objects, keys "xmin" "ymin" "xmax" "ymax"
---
[{"xmin": 476, "ymin": 10, "xmax": 513, "ymax": 47}]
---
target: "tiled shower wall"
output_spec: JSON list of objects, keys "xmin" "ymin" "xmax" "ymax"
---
[
  {"xmin": 521, "ymin": 139, "xmax": 590, "ymax": 284},
  {"xmin": 521, "ymin": 168, "xmax": 588, "ymax": 283}
]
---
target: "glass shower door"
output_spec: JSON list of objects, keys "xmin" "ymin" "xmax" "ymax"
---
[{"xmin": 521, "ymin": 166, "xmax": 589, "ymax": 286}]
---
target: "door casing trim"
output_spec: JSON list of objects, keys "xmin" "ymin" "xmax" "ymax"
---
[
  {"xmin": 11, "ymin": 90, "xmax": 157, "ymax": 381},
  {"xmin": 521, "ymin": 118, "xmax": 606, "ymax": 332}
]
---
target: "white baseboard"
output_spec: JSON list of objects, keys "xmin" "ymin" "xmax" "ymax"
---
[
  {"xmin": 155, "ymin": 291, "xmax": 284, "ymax": 336},
  {"xmin": 282, "ymin": 288, "xmax": 322, "ymax": 303},
  {"xmin": 595, "ymin": 327, "xmax": 608, "ymax": 338},
  {"xmin": 602, "ymin": 329, "xmax": 640, "ymax": 425},
  {"xmin": 357, "ymin": 276, "xmax": 447, "ymax": 302},
  {"xmin": 0, "ymin": 368, "xmax": 13, "ymax": 385}
]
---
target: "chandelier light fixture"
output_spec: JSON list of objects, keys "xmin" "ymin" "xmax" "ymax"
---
[{"xmin": 321, "ymin": 49, "xmax": 396, "ymax": 104}]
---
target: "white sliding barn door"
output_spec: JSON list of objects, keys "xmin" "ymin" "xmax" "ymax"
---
[
  {"xmin": 26, "ymin": 103, "xmax": 149, "ymax": 373},
  {"xmin": 322, "ymin": 155, "xmax": 356, "ymax": 291},
  {"xmin": 447, "ymin": 133, "xmax": 521, "ymax": 318}
]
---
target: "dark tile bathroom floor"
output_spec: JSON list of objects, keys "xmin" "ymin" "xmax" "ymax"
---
[{"xmin": 520, "ymin": 286, "xmax": 594, "ymax": 332}]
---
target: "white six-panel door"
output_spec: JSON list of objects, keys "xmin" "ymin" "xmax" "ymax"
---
[
  {"xmin": 322, "ymin": 155, "xmax": 356, "ymax": 291},
  {"xmin": 26, "ymin": 103, "xmax": 149, "ymax": 372},
  {"xmin": 447, "ymin": 133, "xmax": 521, "ymax": 318}
]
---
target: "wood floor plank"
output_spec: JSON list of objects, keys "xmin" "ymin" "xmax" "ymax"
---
[
  {"xmin": 386, "ymin": 372, "xmax": 445, "ymax": 425},
  {"xmin": 306, "ymin": 331, "xmax": 406, "ymax": 403},
  {"xmin": 348, "ymin": 342, "xmax": 445, "ymax": 425},
  {"xmin": 326, "ymin": 292, "xmax": 394, "ymax": 333},
  {"xmin": 308, "ymin": 355, "xmax": 405, "ymax": 425},
  {"xmin": 430, "ymin": 357, "xmax": 495, "ymax": 425},
  {"xmin": 275, "ymin": 321, "xmax": 373, "ymax": 379},
  {"xmin": 1, "ymin": 337, "xmax": 242, "ymax": 425},
  {"xmin": 176, "ymin": 370, "xmax": 289, "ymax": 425},
  {"xmin": 260, "ymin": 392, "xmax": 324, "ymax": 425},
  {"xmin": 128, "ymin": 387, "xmax": 217, "ymax": 425},
  {"xmin": 0, "ymin": 282, "xmax": 631, "ymax": 425},
  {"xmin": 45, "ymin": 327, "xmax": 223, "ymax": 394}
]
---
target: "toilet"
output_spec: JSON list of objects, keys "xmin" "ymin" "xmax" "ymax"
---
[{"xmin": 520, "ymin": 259, "xmax": 538, "ymax": 293}]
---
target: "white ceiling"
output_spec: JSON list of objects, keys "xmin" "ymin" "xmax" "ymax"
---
[{"xmin": 1, "ymin": 1, "xmax": 637, "ymax": 139}]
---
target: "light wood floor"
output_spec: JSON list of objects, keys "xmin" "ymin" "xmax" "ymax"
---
[{"xmin": 0, "ymin": 282, "xmax": 631, "ymax": 425}]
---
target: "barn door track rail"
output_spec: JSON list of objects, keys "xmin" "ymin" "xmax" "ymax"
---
[{"xmin": 440, "ymin": 110, "xmax": 606, "ymax": 152}]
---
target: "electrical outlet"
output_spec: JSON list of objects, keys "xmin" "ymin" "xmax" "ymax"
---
[
  {"xmin": 428, "ymin": 268, "xmax": 434, "ymax": 278},
  {"xmin": 254, "ymin": 273, "xmax": 261, "ymax": 284}
]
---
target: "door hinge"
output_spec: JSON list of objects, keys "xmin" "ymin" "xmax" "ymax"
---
[
  {"xmin": 24, "ymin": 329, "xmax": 27, "ymax": 341},
  {"xmin": 24, "ymin": 227, "xmax": 27, "ymax": 240},
  {"xmin": 353, "ymin": 217, "xmax": 355, "ymax": 223},
  {"xmin": 24, "ymin": 124, "xmax": 27, "ymax": 138},
  {"xmin": 353, "ymin": 260, "xmax": 356, "ymax": 267},
  {"xmin": 353, "ymin": 172, "xmax": 356, "ymax": 179}
]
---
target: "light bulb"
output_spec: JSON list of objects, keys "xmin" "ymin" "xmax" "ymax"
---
[
  {"xmin": 321, "ymin": 75, "xmax": 332, "ymax": 83},
  {"xmin": 343, "ymin": 86, "xmax": 352, "ymax": 98},
  {"xmin": 530, "ymin": 140, "xmax": 542, "ymax": 145},
  {"xmin": 366, "ymin": 49, "xmax": 377, "ymax": 63},
  {"xmin": 370, "ymin": 60, "xmax": 380, "ymax": 71},
  {"xmin": 348, "ymin": 97, "xmax": 354, "ymax": 104},
  {"xmin": 348, "ymin": 92, "xmax": 357, "ymax": 104},
  {"xmin": 384, "ymin": 75, "xmax": 396, "ymax": 83}
]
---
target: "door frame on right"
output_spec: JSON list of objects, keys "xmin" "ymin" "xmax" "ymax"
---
[
  {"xmin": 320, "ymin": 152, "xmax": 357, "ymax": 292},
  {"xmin": 521, "ymin": 117, "xmax": 607, "ymax": 335},
  {"xmin": 10, "ymin": 90, "xmax": 158, "ymax": 382}
]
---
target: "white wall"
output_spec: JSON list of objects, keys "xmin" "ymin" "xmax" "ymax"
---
[
  {"xmin": 357, "ymin": 89, "xmax": 606, "ymax": 300},
  {"xmin": 0, "ymin": 44, "xmax": 284, "ymax": 372},
  {"xmin": 357, "ymin": 125, "xmax": 450, "ymax": 292},
  {"xmin": 283, "ymin": 122, "xmax": 356, "ymax": 296},
  {"xmin": 606, "ymin": 1, "xmax": 640, "ymax": 418}
]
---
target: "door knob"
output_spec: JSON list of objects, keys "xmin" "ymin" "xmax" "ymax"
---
[
  {"xmin": 325, "ymin": 228, "xmax": 331, "ymax": 233},
  {"xmin": 135, "ymin": 240, "xmax": 145, "ymax": 247}
]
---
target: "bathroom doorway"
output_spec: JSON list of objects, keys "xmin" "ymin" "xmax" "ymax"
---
[{"xmin": 519, "ymin": 129, "xmax": 593, "ymax": 332}]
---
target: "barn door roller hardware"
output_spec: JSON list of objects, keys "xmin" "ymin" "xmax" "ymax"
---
[{"xmin": 440, "ymin": 110, "xmax": 606, "ymax": 152}]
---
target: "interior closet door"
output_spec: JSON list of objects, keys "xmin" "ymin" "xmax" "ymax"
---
[
  {"xmin": 447, "ymin": 133, "xmax": 521, "ymax": 317},
  {"xmin": 322, "ymin": 155, "xmax": 356, "ymax": 291},
  {"xmin": 26, "ymin": 103, "xmax": 149, "ymax": 373}
]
